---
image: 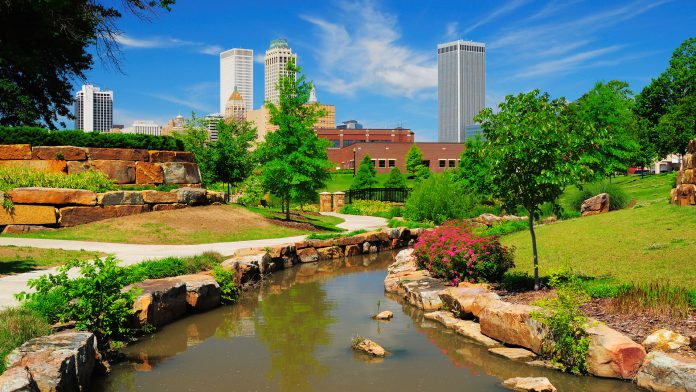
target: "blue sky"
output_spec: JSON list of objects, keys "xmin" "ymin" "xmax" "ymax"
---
[{"xmin": 82, "ymin": 0, "xmax": 695, "ymax": 141}]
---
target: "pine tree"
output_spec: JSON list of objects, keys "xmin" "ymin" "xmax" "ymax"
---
[
  {"xmin": 405, "ymin": 144, "xmax": 424, "ymax": 175},
  {"xmin": 383, "ymin": 166, "xmax": 407, "ymax": 188},
  {"xmin": 351, "ymin": 155, "xmax": 378, "ymax": 190}
]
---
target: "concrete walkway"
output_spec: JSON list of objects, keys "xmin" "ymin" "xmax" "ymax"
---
[{"xmin": 0, "ymin": 213, "xmax": 387, "ymax": 309}]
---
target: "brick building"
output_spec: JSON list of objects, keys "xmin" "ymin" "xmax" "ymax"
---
[
  {"xmin": 317, "ymin": 127, "xmax": 414, "ymax": 149},
  {"xmin": 327, "ymin": 142, "xmax": 466, "ymax": 173}
]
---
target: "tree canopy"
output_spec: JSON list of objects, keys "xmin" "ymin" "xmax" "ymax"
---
[
  {"xmin": 351, "ymin": 155, "xmax": 378, "ymax": 190},
  {"xmin": 213, "ymin": 119, "xmax": 258, "ymax": 196},
  {"xmin": 405, "ymin": 144, "xmax": 424, "ymax": 175},
  {"xmin": 383, "ymin": 166, "xmax": 407, "ymax": 188}
]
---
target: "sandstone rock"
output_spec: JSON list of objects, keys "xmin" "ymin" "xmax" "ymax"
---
[
  {"xmin": 91, "ymin": 160, "xmax": 136, "ymax": 184},
  {"xmin": 5, "ymin": 330, "xmax": 98, "ymax": 392},
  {"xmin": 345, "ymin": 244, "xmax": 361, "ymax": 256},
  {"xmin": 636, "ymin": 351, "xmax": 696, "ymax": 392},
  {"xmin": 0, "ymin": 366, "xmax": 39, "ymax": 392},
  {"xmin": 0, "ymin": 144, "xmax": 31, "ymax": 160},
  {"xmin": 581, "ymin": 193, "xmax": 610, "ymax": 216},
  {"xmin": 678, "ymin": 169, "xmax": 694, "ymax": 185},
  {"xmin": 317, "ymin": 246, "xmax": 343, "ymax": 260},
  {"xmin": 369, "ymin": 245, "xmax": 378, "ymax": 254},
  {"xmin": 7, "ymin": 187, "xmax": 97, "ymax": 206},
  {"xmin": 32, "ymin": 146, "xmax": 87, "ymax": 161},
  {"xmin": 297, "ymin": 247, "xmax": 319, "ymax": 263},
  {"xmin": 479, "ymin": 303, "xmax": 546, "ymax": 354},
  {"xmin": 161, "ymin": 162, "xmax": 201, "ymax": 184},
  {"xmin": 585, "ymin": 321, "xmax": 646, "ymax": 379},
  {"xmin": 683, "ymin": 153, "xmax": 695, "ymax": 170},
  {"xmin": 148, "ymin": 150, "xmax": 195, "ymax": 163},
  {"xmin": 206, "ymin": 190, "xmax": 226, "ymax": 204},
  {"xmin": 453, "ymin": 320, "xmax": 500, "ymax": 347},
  {"xmin": 643, "ymin": 329, "xmax": 690, "ymax": 351},
  {"xmin": 352, "ymin": 338, "xmax": 386, "ymax": 357},
  {"xmin": 142, "ymin": 190, "xmax": 178, "ymax": 204},
  {"xmin": 388, "ymin": 249, "xmax": 418, "ymax": 273},
  {"xmin": 691, "ymin": 335, "xmax": 696, "ymax": 350},
  {"xmin": 1, "ymin": 225, "xmax": 55, "ymax": 234},
  {"xmin": 175, "ymin": 187, "xmax": 207, "ymax": 204},
  {"xmin": 152, "ymin": 203, "xmax": 187, "ymax": 212},
  {"xmin": 233, "ymin": 251, "xmax": 272, "ymax": 275},
  {"xmin": 489, "ymin": 347, "xmax": 536, "ymax": 361},
  {"xmin": 474, "ymin": 213, "xmax": 503, "ymax": 226},
  {"xmin": 135, "ymin": 162, "xmax": 164, "ymax": 184},
  {"xmin": 88, "ymin": 147, "xmax": 149, "ymax": 161},
  {"xmin": 0, "ymin": 205, "xmax": 57, "ymax": 225},
  {"xmin": 383, "ymin": 269, "xmax": 430, "ymax": 294},
  {"xmin": 470, "ymin": 292, "xmax": 505, "ymax": 318},
  {"xmin": 674, "ymin": 184, "xmax": 696, "ymax": 206},
  {"xmin": 362, "ymin": 242, "xmax": 371, "ymax": 253},
  {"xmin": 373, "ymin": 310, "xmax": 393, "ymax": 320},
  {"xmin": 0, "ymin": 159, "xmax": 67, "ymax": 173},
  {"xmin": 401, "ymin": 276, "xmax": 445, "ymax": 310},
  {"xmin": 58, "ymin": 205, "xmax": 149, "ymax": 226},
  {"xmin": 439, "ymin": 285, "xmax": 491, "ymax": 316},
  {"xmin": 98, "ymin": 191, "xmax": 144, "ymax": 205},
  {"xmin": 221, "ymin": 258, "xmax": 260, "ymax": 284},
  {"xmin": 502, "ymin": 377, "xmax": 556, "ymax": 392},
  {"xmin": 424, "ymin": 310, "xmax": 463, "ymax": 328},
  {"xmin": 126, "ymin": 278, "xmax": 187, "ymax": 328},
  {"xmin": 690, "ymin": 139, "xmax": 696, "ymax": 154},
  {"xmin": 167, "ymin": 274, "xmax": 221, "ymax": 311}
]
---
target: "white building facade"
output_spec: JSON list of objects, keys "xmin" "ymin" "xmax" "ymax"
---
[
  {"xmin": 74, "ymin": 84, "xmax": 113, "ymax": 132},
  {"xmin": 125, "ymin": 120, "xmax": 162, "ymax": 136},
  {"xmin": 264, "ymin": 39, "xmax": 296, "ymax": 105},
  {"xmin": 203, "ymin": 114, "xmax": 224, "ymax": 142},
  {"xmin": 437, "ymin": 40, "xmax": 486, "ymax": 143},
  {"xmin": 220, "ymin": 48, "xmax": 253, "ymax": 114}
]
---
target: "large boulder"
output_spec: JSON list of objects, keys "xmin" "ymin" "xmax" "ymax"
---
[
  {"xmin": 297, "ymin": 247, "xmax": 319, "ymax": 263},
  {"xmin": 90, "ymin": 160, "xmax": 136, "ymax": 184},
  {"xmin": 0, "ymin": 366, "xmax": 39, "ymax": 392},
  {"xmin": 1, "ymin": 225, "xmax": 55, "ymax": 234},
  {"xmin": 175, "ymin": 187, "xmax": 207, "ymax": 205},
  {"xmin": 642, "ymin": 329, "xmax": 690, "ymax": 351},
  {"xmin": 126, "ymin": 278, "xmax": 187, "ymax": 328},
  {"xmin": 585, "ymin": 321, "xmax": 646, "ymax": 379},
  {"xmin": 4, "ymin": 331, "xmax": 98, "ymax": 392},
  {"xmin": 148, "ymin": 150, "xmax": 195, "ymax": 163},
  {"xmin": 401, "ymin": 276, "xmax": 445, "ymax": 311},
  {"xmin": 142, "ymin": 190, "xmax": 178, "ymax": 204},
  {"xmin": 352, "ymin": 338, "xmax": 386, "ymax": 357},
  {"xmin": 135, "ymin": 162, "xmax": 164, "ymax": 184},
  {"xmin": 161, "ymin": 162, "xmax": 201, "ymax": 184},
  {"xmin": 0, "ymin": 159, "xmax": 67, "ymax": 173},
  {"xmin": 438, "ymin": 285, "xmax": 491, "ymax": 316},
  {"xmin": 0, "ymin": 205, "xmax": 57, "ymax": 225},
  {"xmin": 636, "ymin": 351, "xmax": 696, "ymax": 392},
  {"xmin": 424, "ymin": 311, "xmax": 500, "ymax": 347},
  {"xmin": 0, "ymin": 144, "xmax": 31, "ymax": 160},
  {"xmin": 58, "ymin": 205, "xmax": 149, "ymax": 227},
  {"xmin": 221, "ymin": 258, "xmax": 260, "ymax": 284},
  {"xmin": 166, "ymin": 274, "xmax": 221, "ymax": 311},
  {"xmin": 98, "ymin": 191, "xmax": 144, "ymax": 205},
  {"xmin": 7, "ymin": 187, "xmax": 97, "ymax": 206},
  {"xmin": 478, "ymin": 302, "xmax": 546, "ymax": 353},
  {"xmin": 87, "ymin": 147, "xmax": 149, "ymax": 161},
  {"xmin": 581, "ymin": 193, "xmax": 610, "ymax": 216},
  {"xmin": 674, "ymin": 184, "xmax": 696, "ymax": 206},
  {"xmin": 502, "ymin": 377, "xmax": 556, "ymax": 392},
  {"xmin": 32, "ymin": 146, "xmax": 87, "ymax": 161},
  {"xmin": 316, "ymin": 246, "xmax": 343, "ymax": 260}
]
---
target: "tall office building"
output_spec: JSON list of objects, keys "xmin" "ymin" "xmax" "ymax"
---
[
  {"xmin": 264, "ymin": 38, "xmax": 296, "ymax": 105},
  {"xmin": 125, "ymin": 120, "xmax": 162, "ymax": 136},
  {"xmin": 203, "ymin": 114, "xmax": 224, "ymax": 142},
  {"xmin": 220, "ymin": 48, "xmax": 253, "ymax": 113},
  {"xmin": 437, "ymin": 40, "xmax": 485, "ymax": 143},
  {"xmin": 74, "ymin": 84, "xmax": 113, "ymax": 132}
]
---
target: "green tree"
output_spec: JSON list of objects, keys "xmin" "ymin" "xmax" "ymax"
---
[
  {"xmin": 476, "ymin": 90, "xmax": 593, "ymax": 290},
  {"xmin": 413, "ymin": 165, "xmax": 431, "ymax": 184},
  {"xmin": 213, "ymin": 119, "xmax": 257, "ymax": 197},
  {"xmin": 456, "ymin": 136, "xmax": 492, "ymax": 197},
  {"xmin": 0, "ymin": 1, "xmax": 174, "ymax": 128},
  {"xmin": 176, "ymin": 113, "xmax": 216, "ymax": 186},
  {"xmin": 383, "ymin": 166, "xmax": 407, "ymax": 188},
  {"xmin": 351, "ymin": 154, "xmax": 378, "ymax": 190},
  {"xmin": 258, "ymin": 60, "xmax": 332, "ymax": 220},
  {"xmin": 405, "ymin": 144, "xmax": 424, "ymax": 175}
]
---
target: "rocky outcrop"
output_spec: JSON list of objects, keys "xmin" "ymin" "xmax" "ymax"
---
[
  {"xmin": 478, "ymin": 303, "xmax": 546, "ymax": 354},
  {"xmin": 167, "ymin": 273, "xmax": 221, "ymax": 311},
  {"xmin": 643, "ymin": 329, "xmax": 690, "ymax": 351},
  {"xmin": 161, "ymin": 162, "xmax": 202, "ymax": 184},
  {"xmin": 126, "ymin": 279, "xmax": 187, "ymax": 328},
  {"xmin": 352, "ymin": 338, "xmax": 386, "ymax": 357},
  {"xmin": 581, "ymin": 193, "xmax": 610, "ymax": 216},
  {"xmin": 4, "ymin": 330, "xmax": 99, "ymax": 392},
  {"xmin": 135, "ymin": 162, "xmax": 164, "ymax": 184},
  {"xmin": 0, "ymin": 205, "xmax": 57, "ymax": 225},
  {"xmin": 585, "ymin": 321, "xmax": 646, "ymax": 379},
  {"xmin": 98, "ymin": 191, "xmax": 144, "ymax": 206},
  {"xmin": 502, "ymin": 377, "xmax": 556, "ymax": 392},
  {"xmin": 636, "ymin": 351, "xmax": 696, "ymax": 392},
  {"xmin": 7, "ymin": 187, "xmax": 97, "ymax": 206},
  {"xmin": 58, "ymin": 205, "xmax": 149, "ymax": 227},
  {"xmin": 0, "ymin": 366, "xmax": 38, "ymax": 392},
  {"xmin": 0, "ymin": 144, "xmax": 31, "ymax": 160},
  {"xmin": 32, "ymin": 146, "xmax": 87, "ymax": 161}
]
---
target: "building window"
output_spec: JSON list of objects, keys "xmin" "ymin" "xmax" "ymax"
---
[
  {"xmin": 438, "ymin": 159, "xmax": 446, "ymax": 168},
  {"xmin": 448, "ymin": 159, "xmax": 456, "ymax": 167},
  {"xmin": 388, "ymin": 159, "xmax": 395, "ymax": 167},
  {"xmin": 422, "ymin": 160, "xmax": 430, "ymax": 168},
  {"xmin": 370, "ymin": 159, "xmax": 376, "ymax": 167},
  {"xmin": 378, "ymin": 159, "xmax": 386, "ymax": 168}
]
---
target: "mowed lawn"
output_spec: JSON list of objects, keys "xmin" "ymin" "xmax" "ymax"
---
[
  {"xmin": 5, "ymin": 205, "xmax": 344, "ymax": 245},
  {"xmin": 502, "ymin": 174, "xmax": 696, "ymax": 289},
  {"xmin": 0, "ymin": 246, "xmax": 103, "ymax": 276}
]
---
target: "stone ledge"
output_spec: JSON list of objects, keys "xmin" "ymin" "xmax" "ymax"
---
[
  {"xmin": 7, "ymin": 187, "xmax": 97, "ymax": 206},
  {"xmin": 32, "ymin": 146, "xmax": 87, "ymax": 161},
  {"xmin": 0, "ymin": 205, "xmax": 57, "ymax": 225},
  {"xmin": 0, "ymin": 144, "xmax": 31, "ymax": 160}
]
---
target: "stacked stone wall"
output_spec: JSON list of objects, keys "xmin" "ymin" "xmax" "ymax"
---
[{"xmin": 670, "ymin": 139, "xmax": 696, "ymax": 206}]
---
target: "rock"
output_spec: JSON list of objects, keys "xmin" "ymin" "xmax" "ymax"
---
[
  {"xmin": 373, "ymin": 310, "xmax": 393, "ymax": 320},
  {"xmin": 206, "ymin": 190, "xmax": 226, "ymax": 204},
  {"xmin": 0, "ymin": 159, "xmax": 67, "ymax": 173},
  {"xmin": 297, "ymin": 247, "xmax": 319, "ymax": 263},
  {"xmin": 161, "ymin": 162, "xmax": 202, "ymax": 184},
  {"xmin": 142, "ymin": 190, "xmax": 178, "ymax": 204},
  {"xmin": 362, "ymin": 242, "xmax": 371, "ymax": 253},
  {"xmin": 135, "ymin": 162, "xmax": 164, "ymax": 184},
  {"xmin": 643, "ymin": 329, "xmax": 690, "ymax": 351},
  {"xmin": 317, "ymin": 246, "xmax": 343, "ymax": 260},
  {"xmin": 581, "ymin": 193, "xmax": 610, "ymax": 216},
  {"xmin": 683, "ymin": 153, "xmax": 695, "ymax": 170},
  {"xmin": 691, "ymin": 335, "xmax": 696, "ymax": 350},
  {"xmin": 1, "ymin": 225, "xmax": 55, "ymax": 234},
  {"xmin": 674, "ymin": 184, "xmax": 696, "ymax": 206},
  {"xmin": 167, "ymin": 274, "xmax": 221, "ymax": 311},
  {"xmin": 126, "ymin": 278, "xmax": 187, "ymax": 328},
  {"xmin": 489, "ymin": 347, "xmax": 536, "ymax": 361},
  {"xmin": 478, "ymin": 302, "xmax": 546, "ymax": 354},
  {"xmin": 474, "ymin": 213, "xmax": 503, "ymax": 226},
  {"xmin": 352, "ymin": 338, "xmax": 386, "ymax": 357},
  {"xmin": 388, "ymin": 249, "xmax": 418, "ymax": 273},
  {"xmin": 690, "ymin": 140, "xmax": 696, "ymax": 154},
  {"xmin": 401, "ymin": 276, "xmax": 445, "ymax": 310},
  {"xmin": 527, "ymin": 360, "xmax": 561, "ymax": 370},
  {"xmin": 32, "ymin": 146, "xmax": 87, "ymax": 161},
  {"xmin": 345, "ymin": 244, "xmax": 361, "ymax": 256},
  {"xmin": 585, "ymin": 321, "xmax": 646, "ymax": 379},
  {"xmin": 58, "ymin": 205, "xmax": 149, "ymax": 226},
  {"xmin": 423, "ymin": 310, "xmax": 501, "ymax": 348},
  {"xmin": 221, "ymin": 258, "xmax": 260, "ymax": 284},
  {"xmin": 502, "ymin": 377, "xmax": 556, "ymax": 392},
  {"xmin": 235, "ymin": 251, "xmax": 272, "ymax": 275},
  {"xmin": 5, "ymin": 330, "xmax": 98, "ymax": 392},
  {"xmin": 148, "ymin": 150, "xmax": 195, "ymax": 163},
  {"xmin": 88, "ymin": 147, "xmax": 149, "ymax": 161},
  {"xmin": 384, "ymin": 269, "xmax": 430, "ymax": 294},
  {"xmin": 438, "ymin": 285, "xmax": 491, "ymax": 316},
  {"xmin": 90, "ymin": 160, "xmax": 136, "ymax": 184},
  {"xmin": 636, "ymin": 351, "xmax": 696, "ymax": 392},
  {"xmin": 469, "ymin": 292, "xmax": 505, "ymax": 318},
  {"xmin": 0, "ymin": 205, "xmax": 57, "ymax": 225},
  {"xmin": 678, "ymin": 169, "xmax": 694, "ymax": 185},
  {"xmin": 6, "ymin": 187, "xmax": 97, "ymax": 206},
  {"xmin": 98, "ymin": 191, "xmax": 144, "ymax": 205},
  {"xmin": 0, "ymin": 144, "xmax": 31, "ymax": 160},
  {"xmin": 152, "ymin": 203, "xmax": 187, "ymax": 211},
  {"xmin": 175, "ymin": 187, "xmax": 207, "ymax": 204},
  {"xmin": 369, "ymin": 245, "xmax": 378, "ymax": 254},
  {"xmin": 0, "ymin": 366, "xmax": 39, "ymax": 392}
]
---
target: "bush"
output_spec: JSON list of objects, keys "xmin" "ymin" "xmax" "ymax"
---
[
  {"xmin": 124, "ymin": 252, "xmax": 223, "ymax": 283},
  {"xmin": 212, "ymin": 265, "xmax": 240, "ymax": 303},
  {"xmin": 0, "ymin": 166, "xmax": 117, "ymax": 193},
  {"xmin": 236, "ymin": 174, "xmax": 265, "ymax": 207},
  {"xmin": 0, "ymin": 126, "xmax": 184, "ymax": 150},
  {"xmin": 0, "ymin": 307, "xmax": 51, "ymax": 374},
  {"xmin": 569, "ymin": 181, "xmax": 629, "ymax": 212},
  {"xmin": 387, "ymin": 218, "xmax": 434, "ymax": 229},
  {"xmin": 339, "ymin": 200, "xmax": 400, "ymax": 218},
  {"xmin": 478, "ymin": 220, "xmax": 527, "ymax": 236},
  {"xmin": 413, "ymin": 221, "xmax": 515, "ymax": 285},
  {"xmin": 404, "ymin": 172, "xmax": 476, "ymax": 224}
]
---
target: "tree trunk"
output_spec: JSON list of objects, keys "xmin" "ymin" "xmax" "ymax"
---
[
  {"xmin": 226, "ymin": 182, "xmax": 230, "ymax": 203},
  {"xmin": 528, "ymin": 212, "xmax": 540, "ymax": 291},
  {"xmin": 285, "ymin": 197, "xmax": 290, "ymax": 221}
]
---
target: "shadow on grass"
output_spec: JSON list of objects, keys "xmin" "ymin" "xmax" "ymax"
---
[{"xmin": 0, "ymin": 260, "xmax": 40, "ymax": 275}]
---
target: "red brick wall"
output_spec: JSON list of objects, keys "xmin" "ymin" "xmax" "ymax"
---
[
  {"xmin": 317, "ymin": 128, "xmax": 414, "ymax": 149},
  {"xmin": 327, "ymin": 142, "xmax": 466, "ymax": 173}
]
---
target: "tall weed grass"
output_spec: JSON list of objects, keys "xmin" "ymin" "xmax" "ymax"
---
[
  {"xmin": 611, "ymin": 281, "xmax": 692, "ymax": 319},
  {"xmin": 569, "ymin": 181, "xmax": 629, "ymax": 212},
  {"xmin": 0, "ymin": 307, "xmax": 51, "ymax": 374},
  {"xmin": 0, "ymin": 166, "xmax": 117, "ymax": 193}
]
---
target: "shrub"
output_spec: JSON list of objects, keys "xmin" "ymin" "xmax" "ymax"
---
[
  {"xmin": 387, "ymin": 218, "xmax": 434, "ymax": 229},
  {"xmin": 124, "ymin": 252, "xmax": 223, "ymax": 283},
  {"xmin": 237, "ymin": 174, "xmax": 265, "ymax": 207},
  {"xmin": 339, "ymin": 200, "xmax": 400, "ymax": 218},
  {"xmin": 413, "ymin": 221, "xmax": 515, "ymax": 285},
  {"xmin": 0, "ymin": 307, "xmax": 51, "ymax": 374},
  {"xmin": 478, "ymin": 220, "xmax": 527, "ymax": 236},
  {"xmin": 404, "ymin": 172, "xmax": 475, "ymax": 224},
  {"xmin": 0, "ymin": 126, "xmax": 184, "ymax": 150},
  {"xmin": 0, "ymin": 166, "xmax": 117, "ymax": 193},
  {"xmin": 212, "ymin": 265, "xmax": 240, "ymax": 303},
  {"xmin": 569, "ymin": 181, "xmax": 629, "ymax": 212},
  {"xmin": 383, "ymin": 166, "xmax": 407, "ymax": 188}
]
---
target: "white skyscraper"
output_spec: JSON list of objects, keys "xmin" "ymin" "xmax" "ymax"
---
[
  {"xmin": 220, "ymin": 48, "xmax": 253, "ymax": 113},
  {"xmin": 264, "ymin": 38, "xmax": 296, "ymax": 105},
  {"xmin": 437, "ymin": 40, "xmax": 486, "ymax": 143},
  {"xmin": 74, "ymin": 84, "xmax": 113, "ymax": 132},
  {"xmin": 124, "ymin": 120, "xmax": 162, "ymax": 136}
]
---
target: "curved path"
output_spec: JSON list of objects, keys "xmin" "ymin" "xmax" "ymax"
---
[{"xmin": 0, "ymin": 213, "xmax": 387, "ymax": 309}]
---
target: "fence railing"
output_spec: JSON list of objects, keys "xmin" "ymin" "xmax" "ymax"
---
[{"xmin": 345, "ymin": 188, "xmax": 412, "ymax": 204}]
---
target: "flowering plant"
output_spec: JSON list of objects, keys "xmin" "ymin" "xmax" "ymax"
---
[{"xmin": 413, "ymin": 220, "xmax": 514, "ymax": 285}]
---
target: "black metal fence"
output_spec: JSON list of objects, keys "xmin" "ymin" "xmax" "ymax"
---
[{"xmin": 345, "ymin": 188, "xmax": 412, "ymax": 203}]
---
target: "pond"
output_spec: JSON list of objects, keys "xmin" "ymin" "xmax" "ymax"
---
[{"xmin": 92, "ymin": 251, "xmax": 640, "ymax": 392}]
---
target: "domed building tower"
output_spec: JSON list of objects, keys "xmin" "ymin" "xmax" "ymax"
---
[{"xmin": 224, "ymin": 86, "xmax": 246, "ymax": 121}]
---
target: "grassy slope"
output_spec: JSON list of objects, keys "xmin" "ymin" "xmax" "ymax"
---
[
  {"xmin": 0, "ymin": 246, "xmax": 103, "ymax": 276},
  {"xmin": 501, "ymin": 174, "xmax": 696, "ymax": 288}
]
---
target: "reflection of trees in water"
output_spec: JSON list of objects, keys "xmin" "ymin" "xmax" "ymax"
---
[{"xmin": 255, "ymin": 281, "xmax": 335, "ymax": 392}]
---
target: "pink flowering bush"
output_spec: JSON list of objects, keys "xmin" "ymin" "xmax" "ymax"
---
[{"xmin": 413, "ymin": 220, "xmax": 515, "ymax": 285}]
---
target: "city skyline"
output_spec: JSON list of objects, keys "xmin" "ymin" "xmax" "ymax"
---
[{"xmin": 77, "ymin": 0, "xmax": 695, "ymax": 141}]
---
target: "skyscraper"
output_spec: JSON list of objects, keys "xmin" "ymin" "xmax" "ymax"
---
[
  {"xmin": 220, "ymin": 48, "xmax": 253, "ymax": 113},
  {"xmin": 74, "ymin": 84, "xmax": 113, "ymax": 132},
  {"xmin": 264, "ymin": 38, "xmax": 296, "ymax": 105},
  {"xmin": 437, "ymin": 40, "xmax": 486, "ymax": 143},
  {"xmin": 224, "ymin": 86, "xmax": 246, "ymax": 121}
]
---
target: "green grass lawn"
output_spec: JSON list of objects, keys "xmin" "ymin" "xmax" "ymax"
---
[
  {"xmin": 0, "ymin": 246, "xmax": 104, "ymax": 276},
  {"xmin": 501, "ymin": 174, "xmax": 696, "ymax": 289},
  {"xmin": 320, "ymin": 172, "xmax": 414, "ymax": 192}
]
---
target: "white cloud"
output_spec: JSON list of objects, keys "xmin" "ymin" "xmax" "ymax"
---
[
  {"xmin": 253, "ymin": 53, "xmax": 265, "ymax": 64},
  {"xmin": 147, "ymin": 81, "xmax": 217, "ymax": 114},
  {"xmin": 463, "ymin": 0, "xmax": 530, "ymax": 35},
  {"xmin": 301, "ymin": 1, "xmax": 436, "ymax": 98},
  {"xmin": 512, "ymin": 45, "xmax": 624, "ymax": 78},
  {"xmin": 113, "ymin": 33, "xmax": 221, "ymax": 56},
  {"xmin": 445, "ymin": 22, "xmax": 459, "ymax": 40}
]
